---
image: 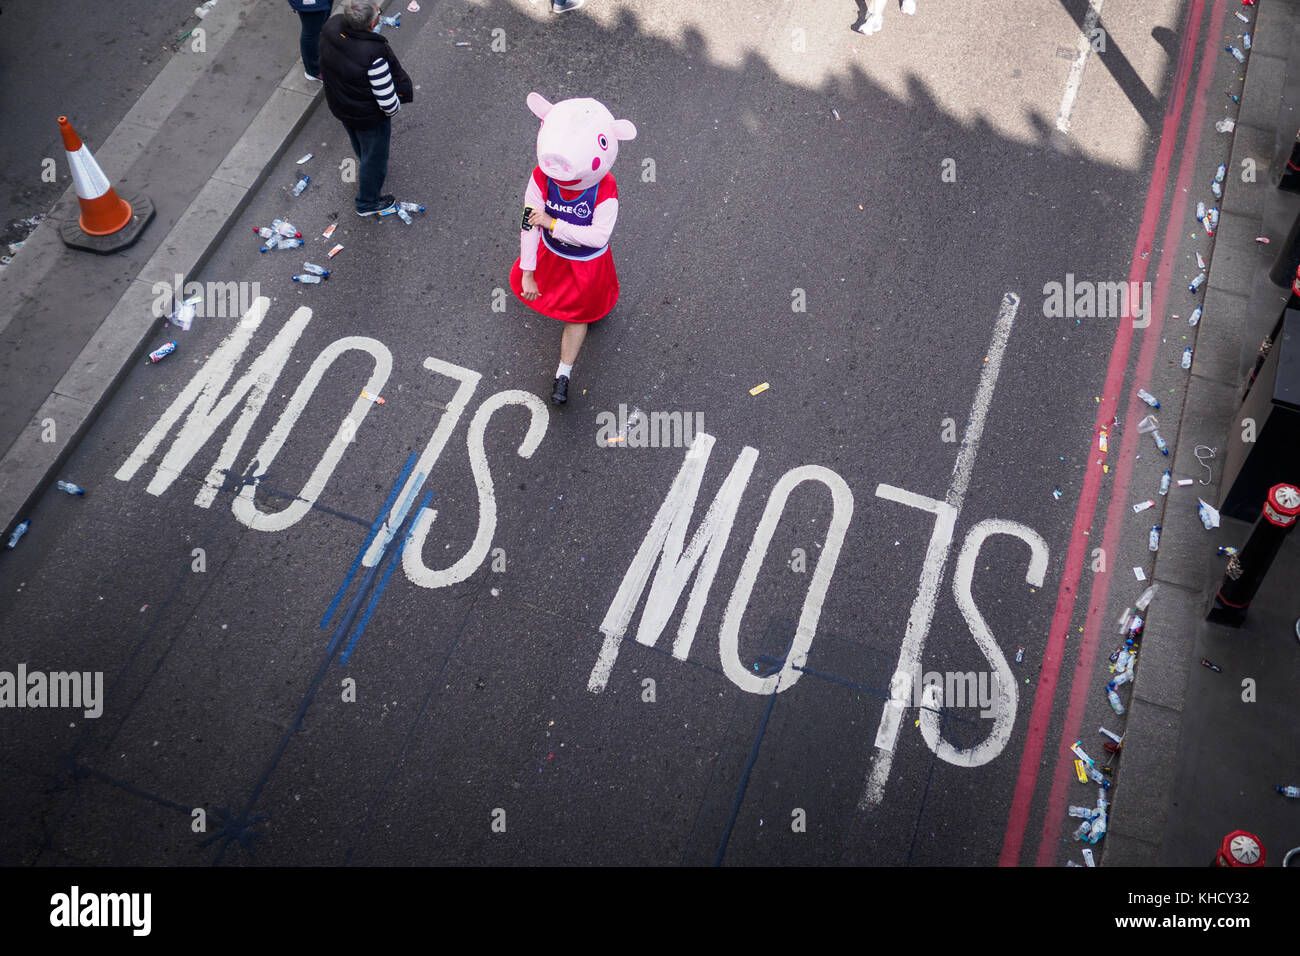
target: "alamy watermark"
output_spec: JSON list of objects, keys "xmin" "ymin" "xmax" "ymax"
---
[
  {"xmin": 150, "ymin": 274, "xmax": 261, "ymax": 321},
  {"xmin": 0, "ymin": 664, "xmax": 103, "ymax": 718},
  {"xmin": 1043, "ymin": 274, "xmax": 1150, "ymax": 323},
  {"xmin": 596, "ymin": 404, "xmax": 705, "ymax": 448},
  {"xmin": 906, "ymin": 669, "xmax": 1000, "ymax": 718}
]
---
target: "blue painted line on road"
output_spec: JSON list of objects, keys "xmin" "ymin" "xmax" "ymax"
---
[
  {"xmin": 340, "ymin": 487, "xmax": 434, "ymax": 666},
  {"xmin": 321, "ymin": 451, "xmax": 417, "ymax": 630}
]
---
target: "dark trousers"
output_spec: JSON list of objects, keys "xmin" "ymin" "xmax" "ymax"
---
[
  {"xmin": 297, "ymin": 9, "xmax": 331, "ymax": 77},
  {"xmin": 345, "ymin": 118, "xmax": 392, "ymax": 210}
]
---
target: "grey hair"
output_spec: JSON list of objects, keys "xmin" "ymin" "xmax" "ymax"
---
[{"xmin": 342, "ymin": 0, "xmax": 378, "ymax": 31}]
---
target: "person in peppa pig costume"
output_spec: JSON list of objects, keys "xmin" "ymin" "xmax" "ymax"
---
[{"xmin": 509, "ymin": 92, "xmax": 637, "ymax": 405}]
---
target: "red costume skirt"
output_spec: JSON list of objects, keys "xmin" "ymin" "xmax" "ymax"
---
[{"xmin": 510, "ymin": 243, "xmax": 619, "ymax": 324}]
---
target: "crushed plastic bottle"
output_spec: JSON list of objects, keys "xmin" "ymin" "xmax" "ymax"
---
[
  {"xmin": 1189, "ymin": 306, "xmax": 1202, "ymax": 326},
  {"xmin": 1208, "ymin": 207, "xmax": 1220, "ymax": 227},
  {"xmin": 259, "ymin": 233, "xmax": 280, "ymax": 253},
  {"xmin": 397, "ymin": 207, "xmax": 413, "ymax": 225},
  {"xmin": 1106, "ymin": 685, "xmax": 1126, "ymax": 715},
  {"xmin": 1182, "ymin": 347, "xmax": 1193, "ymax": 369},
  {"xmin": 7, "ymin": 519, "xmax": 29, "ymax": 549},
  {"xmin": 1136, "ymin": 583, "xmax": 1158, "ymax": 611},
  {"xmin": 1216, "ymin": 117, "xmax": 1236, "ymax": 133},
  {"xmin": 1149, "ymin": 525, "xmax": 1161, "ymax": 551},
  {"xmin": 169, "ymin": 292, "xmax": 201, "ymax": 331},
  {"xmin": 292, "ymin": 176, "xmax": 310, "ymax": 197},
  {"xmin": 272, "ymin": 219, "xmax": 301, "ymax": 237},
  {"xmin": 56, "ymin": 480, "xmax": 85, "ymax": 496},
  {"xmin": 1211, "ymin": 180, "xmax": 1222, "ymax": 199}
]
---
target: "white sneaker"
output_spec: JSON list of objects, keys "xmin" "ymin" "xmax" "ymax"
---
[
  {"xmin": 304, "ymin": 71, "xmax": 322, "ymax": 82},
  {"xmin": 858, "ymin": 12, "xmax": 883, "ymax": 34},
  {"xmin": 902, "ymin": 0, "xmax": 916, "ymax": 14}
]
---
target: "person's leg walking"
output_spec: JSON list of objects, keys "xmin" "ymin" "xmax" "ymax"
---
[
  {"xmin": 353, "ymin": 119, "xmax": 392, "ymax": 211},
  {"xmin": 559, "ymin": 322, "xmax": 588, "ymax": 366},
  {"xmin": 298, "ymin": 9, "xmax": 331, "ymax": 78}
]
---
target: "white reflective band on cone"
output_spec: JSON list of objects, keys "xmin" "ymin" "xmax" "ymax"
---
[{"xmin": 68, "ymin": 146, "xmax": 112, "ymax": 200}]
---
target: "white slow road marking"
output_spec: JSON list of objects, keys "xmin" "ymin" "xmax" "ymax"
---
[
  {"xmin": 402, "ymin": 389, "xmax": 548, "ymax": 589},
  {"xmin": 859, "ymin": 292, "xmax": 1020, "ymax": 810},
  {"xmin": 921, "ymin": 518, "xmax": 1048, "ymax": 768},
  {"xmin": 1057, "ymin": 0, "xmax": 1105, "ymax": 134}
]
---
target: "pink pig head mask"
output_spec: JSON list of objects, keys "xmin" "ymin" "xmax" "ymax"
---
[{"xmin": 527, "ymin": 92, "xmax": 637, "ymax": 190}]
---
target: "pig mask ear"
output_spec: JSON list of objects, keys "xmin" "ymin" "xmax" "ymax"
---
[
  {"xmin": 527, "ymin": 92, "xmax": 554, "ymax": 121},
  {"xmin": 611, "ymin": 118, "xmax": 637, "ymax": 141}
]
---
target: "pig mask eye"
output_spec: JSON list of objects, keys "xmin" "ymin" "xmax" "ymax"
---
[{"xmin": 598, "ymin": 134, "xmax": 609, "ymax": 150}]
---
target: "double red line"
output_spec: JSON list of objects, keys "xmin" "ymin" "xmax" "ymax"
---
[{"xmin": 999, "ymin": 0, "xmax": 1224, "ymax": 866}]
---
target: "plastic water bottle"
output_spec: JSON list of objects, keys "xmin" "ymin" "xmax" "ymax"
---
[
  {"xmin": 1215, "ymin": 163, "xmax": 1226, "ymax": 183},
  {"xmin": 1159, "ymin": 470, "xmax": 1171, "ymax": 496},
  {"xmin": 259, "ymin": 234, "xmax": 280, "ymax": 253},
  {"xmin": 1189, "ymin": 272, "xmax": 1206, "ymax": 293},
  {"xmin": 1136, "ymin": 583, "xmax": 1158, "ymax": 611},
  {"xmin": 380, "ymin": 13, "xmax": 400, "ymax": 26},
  {"xmin": 272, "ymin": 219, "xmax": 301, "ymax": 237},
  {"xmin": 1242, "ymin": 33, "xmax": 1251, "ymax": 50},
  {"xmin": 1152, "ymin": 430, "xmax": 1169, "ymax": 455},
  {"xmin": 398, "ymin": 202, "xmax": 424, "ymax": 213},
  {"xmin": 1137, "ymin": 388, "xmax": 1161, "ymax": 408},
  {"xmin": 1208, "ymin": 206, "xmax": 1219, "ymax": 227},
  {"xmin": 292, "ymin": 274, "xmax": 323, "ymax": 284},
  {"xmin": 302, "ymin": 263, "xmax": 330, "ymax": 276},
  {"xmin": 1149, "ymin": 525, "xmax": 1161, "ymax": 551},
  {"xmin": 1196, "ymin": 201, "xmax": 1206, "ymax": 222},
  {"xmin": 255, "ymin": 226, "xmax": 274, "ymax": 239},
  {"xmin": 1211, "ymin": 180, "xmax": 1222, "ymax": 199},
  {"xmin": 292, "ymin": 176, "xmax": 310, "ymax": 197},
  {"xmin": 1182, "ymin": 347, "xmax": 1193, "ymax": 369},
  {"xmin": 1112, "ymin": 670, "xmax": 1133, "ymax": 688},
  {"xmin": 1072, "ymin": 819, "xmax": 1093, "ymax": 840},
  {"xmin": 56, "ymin": 480, "xmax": 85, "ymax": 496},
  {"xmin": 1227, "ymin": 44, "xmax": 1245, "ymax": 63},
  {"xmin": 1189, "ymin": 306, "xmax": 1202, "ymax": 326},
  {"xmin": 7, "ymin": 519, "xmax": 29, "ymax": 548},
  {"xmin": 1277, "ymin": 785, "xmax": 1300, "ymax": 798},
  {"xmin": 1106, "ymin": 685, "xmax": 1125, "ymax": 715},
  {"xmin": 1068, "ymin": 805, "xmax": 1095, "ymax": 818},
  {"xmin": 278, "ymin": 238, "xmax": 304, "ymax": 249},
  {"xmin": 397, "ymin": 207, "xmax": 413, "ymax": 225}
]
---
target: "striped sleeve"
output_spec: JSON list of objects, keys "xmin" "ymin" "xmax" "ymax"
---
[{"xmin": 369, "ymin": 57, "xmax": 400, "ymax": 115}]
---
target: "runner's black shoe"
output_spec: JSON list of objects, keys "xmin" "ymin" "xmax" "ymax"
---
[{"xmin": 551, "ymin": 375, "xmax": 569, "ymax": 405}]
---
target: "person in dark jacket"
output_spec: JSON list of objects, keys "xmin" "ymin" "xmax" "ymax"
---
[
  {"xmin": 319, "ymin": 1, "xmax": 414, "ymax": 215},
  {"xmin": 287, "ymin": 0, "xmax": 332, "ymax": 81}
]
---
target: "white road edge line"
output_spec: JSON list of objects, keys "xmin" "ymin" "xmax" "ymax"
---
[
  {"xmin": 1056, "ymin": 0, "xmax": 1105, "ymax": 134},
  {"xmin": 859, "ymin": 291, "xmax": 1020, "ymax": 811}
]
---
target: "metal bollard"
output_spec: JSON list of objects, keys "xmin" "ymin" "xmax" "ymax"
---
[{"xmin": 1208, "ymin": 483, "xmax": 1300, "ymax": 625}]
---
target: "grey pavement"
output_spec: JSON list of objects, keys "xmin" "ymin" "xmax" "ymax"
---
[
  {"xmin": 1103, "ymin": 0, "xmax": 1300, "ymax": 867},
  {"xmin": 0, "ymin": 0, "xmax": 324, "ymax": 543}
]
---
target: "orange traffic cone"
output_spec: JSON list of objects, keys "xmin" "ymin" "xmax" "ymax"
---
[{"xmin": 56, "ymin": 115, "xmax": 154, "ymax": 253}]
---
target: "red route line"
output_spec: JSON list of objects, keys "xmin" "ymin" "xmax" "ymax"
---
[
  {"xmin": 1032, "ymin": 0, "xmax": 1226, "ymax": 867},
  {"xmin": 998, "ymin": 0, "xmax": 1209, "ymax": 867}
]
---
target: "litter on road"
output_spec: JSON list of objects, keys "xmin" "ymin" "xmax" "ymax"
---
[{"xmin": 749, "ymin": 382, "xmax": 769, "ymax": 396}]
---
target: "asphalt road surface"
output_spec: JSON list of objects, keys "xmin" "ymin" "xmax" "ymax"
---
[{"xmin": 0, "ymin": 0, "xmax": 1241, "ymax": 865}]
